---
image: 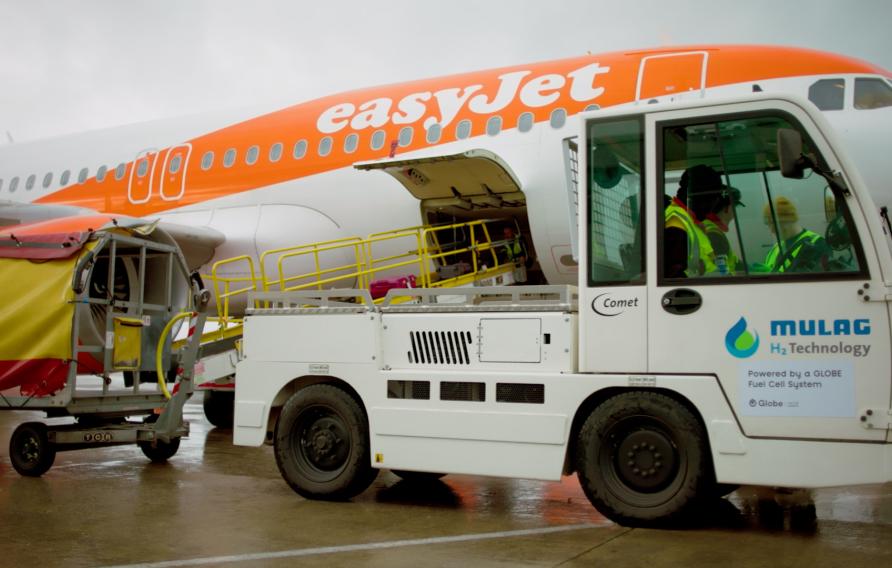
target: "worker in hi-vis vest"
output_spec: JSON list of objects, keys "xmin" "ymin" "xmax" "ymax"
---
[
  {"xmin": 503, "ymin": 226, "xmax": 528, "ymax": 282},
  {"xmin": 763, "ymin": 196, "xmax": 831, "ymax": 273},
  {"xmin": 664, "ymin": 164, "xmax": 734, "ymax": 278},
  {"xmin": 693, "ymin": 183, "xmax": 744, "ymax": 275}
]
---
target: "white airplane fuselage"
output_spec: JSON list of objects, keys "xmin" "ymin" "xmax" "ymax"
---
[{"xmin": 1, "ymin": 47, "xmax": 890, "ymax": 286}]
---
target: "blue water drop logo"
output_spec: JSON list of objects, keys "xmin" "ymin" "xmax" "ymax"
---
[{"xmin": 725, "ymin": 317, "xmax": 759, "ymax": 358}]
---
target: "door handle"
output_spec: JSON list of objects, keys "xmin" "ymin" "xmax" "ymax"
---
[{"xmin": 661, "ymin": 288, "xmax": 702, "ymax": 315}]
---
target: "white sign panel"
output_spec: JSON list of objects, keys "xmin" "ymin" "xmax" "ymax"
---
[{"xmin": 739, "ymin": 359, "xmax": 854, "ymax": 417}]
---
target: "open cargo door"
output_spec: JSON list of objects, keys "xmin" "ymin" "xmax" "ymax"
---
[{"xmin": 354, "ymin": 149, "xmax": 525, "ymax": 217}]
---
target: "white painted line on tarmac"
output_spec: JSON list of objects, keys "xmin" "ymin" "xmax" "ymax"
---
[{"xmin": 100, "ymin": 522, "xmax": 609, "ymax": 568}]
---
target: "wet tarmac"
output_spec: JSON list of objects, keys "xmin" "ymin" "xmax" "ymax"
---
[{"xmin": 1, "ymin": 398, "xmax": 890, "ymax": 567}]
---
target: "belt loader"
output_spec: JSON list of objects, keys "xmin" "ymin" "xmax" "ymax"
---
[{"xmin": 234, "ymin": 94, "xmax": 892, "ymax": 524}]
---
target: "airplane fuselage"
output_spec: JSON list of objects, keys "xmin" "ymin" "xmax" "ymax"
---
[{"xmin": 1, "ymin": 45, "xmax": 889, "ymax": 285}]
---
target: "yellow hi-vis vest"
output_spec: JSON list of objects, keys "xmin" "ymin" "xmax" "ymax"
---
[
  {"xmin": 701, "ymin": 218, "xmax": 739, "ymax": 274},
  {"xmin": 765, "ymin": 229, "xmax": 823, "ymax": 272},
  {"xmin": 505, "ymin": 236, "xmax": 524, "ymax": 262},
  {"xmin": 665, "ymin": 202, "xmax": 717, "ymax": 277}
]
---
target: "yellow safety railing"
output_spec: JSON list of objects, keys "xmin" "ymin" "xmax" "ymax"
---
[
  {"xmin": 420, "ymin": 220, "xmax": 503, "ymax": 288},
  {"xmin": 363, "ymin": 227, "xmax": 429, "ymax": 288},
  {"xmin": 208, "ymin": 254, "xmax": 257, "ymax": 329},
  {"xmin": 202, "ymin": 218, "xmax": 520, "ymax": 338},
  {"xmin": 259, "ymin": 236, "xmax": 364, "ymax": 292}
]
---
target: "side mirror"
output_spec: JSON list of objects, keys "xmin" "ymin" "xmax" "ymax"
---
[
  {"xmin": 777, "ymin": 128, "xmax": 805, "ymax": 179},
  {"xmin": 777, "ymin": 128, "xmax": 851, "ymax": 196}
]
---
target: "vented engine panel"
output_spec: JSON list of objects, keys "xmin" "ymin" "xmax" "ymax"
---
[{"xmin": 381, "ymin": 312, "xmax": 576, "ymax": 372}]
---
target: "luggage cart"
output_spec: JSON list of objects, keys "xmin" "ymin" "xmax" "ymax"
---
[{"xmin": 0, "ymin": 225, "xmax": 210, "ymax": 476}]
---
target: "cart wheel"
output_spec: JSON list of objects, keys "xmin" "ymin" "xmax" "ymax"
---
[
  {"xmin": 203, "ymin": 390, "xmax": 234, "ymax": 428},
  {"xmin": 575, "ymin": 392, "xmax": 709, "ymax": 526},
  {"xmin": 139, "ymin": 437, "xmax": 181, "ymax": 463},
  {"xmin": 275, "ymin": 384, "xmax": 378, "ymax": 500},
  {"xmin": 9, "ymin": 422, "xmax": 56, "ymax": 477},
  {"xmin": 391, "ymin": 470, "xmax": 446, "ymax": 482}
]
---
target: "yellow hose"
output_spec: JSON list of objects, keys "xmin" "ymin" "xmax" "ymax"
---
[{"xmin": 155, "ymin": 312, "xmax": 194, "ymax": 400}]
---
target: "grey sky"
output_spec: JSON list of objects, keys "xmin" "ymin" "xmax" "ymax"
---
[{"xmin": 1, "ymin": 0, "xmax": 890, "ymax": 142}]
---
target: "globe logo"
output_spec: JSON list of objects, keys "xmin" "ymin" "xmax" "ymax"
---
[{"xmin": 725, "ymin": 317, "xmax": 759, "ymax": 358}]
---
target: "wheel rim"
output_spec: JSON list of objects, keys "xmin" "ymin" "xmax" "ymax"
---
[
  {"xmin": 14, "ymin": 431, "xmax": 42, "ymax": 467},
  {"xmin": 290, "ymin": 406, "xmax": 351, "ymax": 481},
  {"xmin": 600, "ymin": 416, "xmax": 683, "ymax": 502}
]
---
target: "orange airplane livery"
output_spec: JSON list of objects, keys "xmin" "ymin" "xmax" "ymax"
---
[{"xmin": 0, "ymin": 44, "xmax": 890, "ymax": 287}]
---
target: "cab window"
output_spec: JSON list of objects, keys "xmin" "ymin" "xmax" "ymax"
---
[
  {"xmin": 586, "ymin": 117, "xmax": 645, "ymax": 286},
  {"xmin": 659, "ymin": 114, "xmax": 864, "ymax": 282}
]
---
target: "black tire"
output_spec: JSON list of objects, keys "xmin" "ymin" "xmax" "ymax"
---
[
  {"xmin": 575, "ymin": 392, "xmax": 709, "ymax": 526},
  {"xmin": 203, "ymin": 390, "xmax": 235, "ymax": 428},
  {"xmin": 274, "ymin": 384, "xmax": 378, "ymax": 500},
  {"xmin": 139, "ymin": 437, "xmax": 181, "ymax": 463},
  {"xmin": 9, "ymin": 422, "xmax": 56, "ymax": 477},
  {"xmin": 391, "ymin": 470, "xmax": 446, "ymax": 482}
]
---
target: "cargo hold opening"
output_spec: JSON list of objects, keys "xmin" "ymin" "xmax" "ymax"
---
[{"xmin": 355, "ymin": 149, "xmax": 543, "ymax": 283}]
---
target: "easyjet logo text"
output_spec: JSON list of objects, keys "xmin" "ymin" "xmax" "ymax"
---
[{"xmin": 316, "ymin": 63, "xmax": 611, "ymax": 135}]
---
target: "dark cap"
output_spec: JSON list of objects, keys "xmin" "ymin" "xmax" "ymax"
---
[
  {"xmin": 723, "ymin": 186, "xmax": 745, "ymax": 207},
  {"xmin": 681, "ymin": 165, "xmax": 744, "ymax": 207},
  {"xmin": 680, "ymin": 164, "xmax": 722, "ymax": 195}
]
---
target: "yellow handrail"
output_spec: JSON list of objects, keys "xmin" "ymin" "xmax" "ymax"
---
[
  {"xmin": 209, "ymin": 254, "xmax": 258, "ymax": 325},
  {"xmin": 201, "ymin": 218, "xmax": 520, "ymax": 338},
  {"xmin": 259, "ymin": 236, "xmax": 363, "ymax": 291}
]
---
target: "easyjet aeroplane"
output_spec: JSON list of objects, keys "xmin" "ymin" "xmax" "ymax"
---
[{"xmin": 1, "ymin": 45, "xmax": 890, "ymax": 289}]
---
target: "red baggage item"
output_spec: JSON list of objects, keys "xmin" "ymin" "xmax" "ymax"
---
[{"xmin": 369, "ymin": 274, "xmax": 416, "ymax": 299}]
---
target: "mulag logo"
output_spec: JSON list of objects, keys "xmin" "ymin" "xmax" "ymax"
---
[{"xmin": 725, "ymin": 317, "xmax": 760, "ymax": 358}]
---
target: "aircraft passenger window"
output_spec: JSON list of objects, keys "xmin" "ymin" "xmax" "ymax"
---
[
  {"xmin": 370, "ymin": 130, "xmax": 385, "ymax": 150},
  {"xmin": 456, "ymin": 120, "xmax": 472, "ymax": 140},
  {"xmin": 269, "ymin": 143, "xmax": 283, "ymax": 162},
  {"xmin": 137, "ymin": 159, "xmax": 149, "ymax": 177},
  {"xmin": 201, "ymin": 151, "xmax": 214, "ymax": 170},
  {"xmin": 293, "ymin": 140, "xmax": 307, "ymax": 159},
  {"xmin": 808, "ymin": 78, "xmax": 845, "ymax": 111},
  {"xmin": 318, "ymin": 136, "xmax": 333, "ymax": 157},
  {"xmin": 344, "ymin": 133, "xmax": 359, "ymax": 154},
  {"xmin": 398, "ymin": 127, "xmax": 413, "ymax": 147},
  {"xmin": 42, "ymin": 172, "xmax": 52, "ymax": 188},
  {"xmin": 550, "ymin": 108, "xmax": 567, "ymax": 129},
  {"xmin": 78, "ymin": 167, "xmax": 89, "ymax": 184},
  {"xmin": 115, "ymin": 163, "xmax": 126, "ymax": 180},
  {"xmin": 169, "ymin": 155, "xmax": 182, "ymax": 174},
  {"xmin": 486, "ymin": 116, "xmax": 502, "ymax": 136},
  {"xmin": 659, "ymin": 115, "xmax": 865, "ymax": 282},
  {"xmin": 9, "ymin": 177, "xmax": 19, "ymax": 192},
  {"xmin": 25, "ymin": 174, "xmax": 36, "ymax": 190},
  {"xmin": 60, "ymin": 170, "xmax": 70, "ymax": 186},
  {"xmin": 96, "ymin": 166, "xmax": 107, "ymax": 182},
  {"xmin": 246, "ymin": 145, "xmax": 259, "ymax": 165},
  {"xmin": 854, "ymin": 78, "xmax": 892, "ymax": 109},
  {"xmin": 518, "ymin": 112, "xmax": 534, "ymax": 133},
  {"xmin": 426, "ymin": 123, "xmax": 442, "ymax": 144},
  {"xmin": 223, "ymin": 149, "xmax": 237, "ymax": 168},
  {"xmin": 584, "ymin": 104, "xmax": 601, "ymax": 112}
]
